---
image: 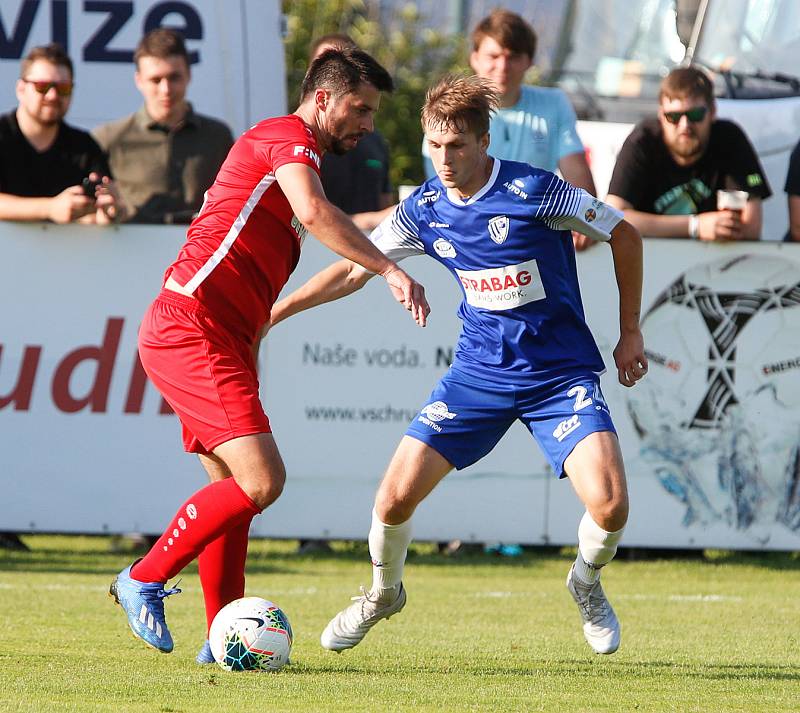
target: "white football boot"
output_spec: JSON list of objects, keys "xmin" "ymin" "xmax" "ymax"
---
[
  {"xmin": 566, "ymin": 564, "xmax": 620, "ymax": 654},
  {"xmin": 321, "ymin": 583, "xmax": 406, "ymax": 651}
]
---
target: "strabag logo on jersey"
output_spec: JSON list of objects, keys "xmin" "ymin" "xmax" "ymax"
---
[
  {"xmin": 455, "ymin": 259, "xmax": 546, "ymax": 311},
  {"xmin": 433, "ymin": 238, "xmax": 456, "ymax": 258},
  {"xmin": 418, "ymin": 401, "xmax": 457, "ymax": 432},
  {"xmin": 417, "ymin": 189, "xmax": 440, "ymax": 206},
  {"xmin": 293, "ymin": 145, "xmax": 321, "ymax": 167},
  {"xmin": 488, "ymin": 215, "xmax": 510, "ymax": 244}
]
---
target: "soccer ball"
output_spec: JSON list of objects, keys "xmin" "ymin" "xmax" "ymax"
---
[
  {"xmin": 628, "ymin": 253, "xmax": 800, "ymax": 433},
  {"xmin": 626, "ymin": 253, "xmax": 800, "ymax": 533},
  {"xmin": 209, "ymin": 597, "xmax": 293, "ymax": 671}
]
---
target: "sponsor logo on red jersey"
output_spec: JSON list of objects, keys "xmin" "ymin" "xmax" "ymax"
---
[{"xmin": 293, "ymin": 145, "xmax": 321, "ymax": 167}]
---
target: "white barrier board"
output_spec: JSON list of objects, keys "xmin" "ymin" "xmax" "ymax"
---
[
  {"xmin": 0, "ymin": 0, "xmax": 286, "ymax": 136},
  {"xmin": 2, "ymin": 222, "xmax": 799, "ymax": 550}
]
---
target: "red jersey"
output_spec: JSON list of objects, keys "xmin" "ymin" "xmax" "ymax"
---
[{"xmin": 166, "ymin": 115, "xmax": 321, "ymax": 341}]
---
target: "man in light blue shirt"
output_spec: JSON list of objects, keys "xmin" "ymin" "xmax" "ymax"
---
[{"xmin": 423, "ymin": 9, "xmax": 596, "ymax": 250}]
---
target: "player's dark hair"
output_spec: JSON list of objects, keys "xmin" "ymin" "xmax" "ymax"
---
[
  {"xmin": 300, "ymin": 47, "xmax": 393, "ymax": 101},
  {"xmin": 20, "ymin": 43, "xmax": 73, "ymax": 79},
  {"xmin": 134, "ymin": 27, "xmax": 190, "ymax": 69},
  {"xmin": 659, "ymin": 66, "xmax": 715, "ymax": 106},
  {"xmin": 309, "ymin": 33, "xmax": 358, "ymax": 61},
  {"xmin": 422, "ymin": 75, "xmax": 498, "ymax": 138},
  {"xmin": 471, "ymin": 9, "xmax": 537, "ymax": 60}
]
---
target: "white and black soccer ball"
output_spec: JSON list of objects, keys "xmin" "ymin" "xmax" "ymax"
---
[
  {"xmin": 209, "ymin": 596, "xmax": 293, "ymax": 672},
  {"xmin": 628, "ymin": 253, "xmax": 800, "ymax": 433},
  {"xmin": 626, "ymin": 253, "xmax": 800, "ymax": 533}
]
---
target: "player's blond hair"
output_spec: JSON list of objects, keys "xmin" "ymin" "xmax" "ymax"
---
[{"xmin": 421, "ymin": 75, "xmax": 498, "ymax": 138}]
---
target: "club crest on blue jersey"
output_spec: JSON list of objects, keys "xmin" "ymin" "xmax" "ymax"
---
[{"xmin": 488, "ymin": 215, "xmax": 510, "ymax": 244}]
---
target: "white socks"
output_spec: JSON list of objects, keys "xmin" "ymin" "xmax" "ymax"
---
[
  {"xmin": 574, "ymin": 511, "xmax": 625, "ymax": 585},
  {"xmin": 368, "ymin": 508, "xmax": 412, "ymax": 600}
]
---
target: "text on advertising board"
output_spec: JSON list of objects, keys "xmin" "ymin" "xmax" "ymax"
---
[{"xmin": 0, "ymin": 1, "xmax": 203, "ymax": 63}]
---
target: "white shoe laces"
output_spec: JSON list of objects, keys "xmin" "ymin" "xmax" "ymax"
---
[{"xmin": 337, "ymin": 585, "xmax": 396, "ymax": 631}]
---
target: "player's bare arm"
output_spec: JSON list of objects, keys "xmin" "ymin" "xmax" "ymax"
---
[
  {"xmin": 274, "ymin": 162, "xmax": 429, "ymax": 326},
  {"xmin": 607, "ymin": 218, "xmax": 648, "ymax": 387},
  {"xmin": 270, "ymin": 258, "xmax": 372, "ymax": 328}
]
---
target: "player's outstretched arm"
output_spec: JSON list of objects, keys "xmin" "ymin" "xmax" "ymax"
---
[
  {"xmin": 270, "ymin": 259, "xmax": 372, "ymax": 328},
  {"xmin": 275, "ymin": 163, "xmax": 429, "ymax": 326},
  {"xmin": 608, "ymin": 219, "xmax": 648, "ymax": 387}
]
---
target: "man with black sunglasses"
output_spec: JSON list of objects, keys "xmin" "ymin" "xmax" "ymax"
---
[
  {"xmin": 0, "ymin": 43, "xmax": 123, "ymax": 224},
  {"xmin": 606, "ymin": 66, "xmax": 770, "ymax": 241}
]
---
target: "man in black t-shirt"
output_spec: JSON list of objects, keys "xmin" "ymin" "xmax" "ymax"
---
[
  {"xmin": 784, "ymin": 139, "xmax": 800, "ymax": 242},
  {"xmin": 607, "ymin": 67, "xmax": 770, "ymax": 241},
  {"xmin": 0, "ymin": 43, "xmax": 124, "ymax": 224}
]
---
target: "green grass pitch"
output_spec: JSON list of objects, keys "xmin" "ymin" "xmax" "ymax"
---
[{"xmin": 1, "ymin": 536, "xmax": 798, "ymax": 712}]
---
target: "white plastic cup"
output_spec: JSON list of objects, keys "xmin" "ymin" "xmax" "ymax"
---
[{"xmin": 717, "ymin": 189, "xmax": 748, "ymax": 212}]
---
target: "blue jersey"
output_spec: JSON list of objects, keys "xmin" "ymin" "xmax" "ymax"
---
[{"xmin": 370, "ymin": 158, "xmax": 623, "ymax": 384}]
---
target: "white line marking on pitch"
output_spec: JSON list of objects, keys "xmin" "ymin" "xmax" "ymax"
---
[{"xmin": 618, "ymin": 593, "xmax": 743, "ymax": 603}]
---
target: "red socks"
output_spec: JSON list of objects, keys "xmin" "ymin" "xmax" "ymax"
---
[
  {"xmin": 131, "ymin": 478, "xmax": 260, "ymax": 584},
  {"xmin": 198, "ymin": 519, "xmax": 251, "ymax": 633}
]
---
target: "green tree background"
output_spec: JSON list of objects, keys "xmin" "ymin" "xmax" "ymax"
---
[{"xmin": 283, "ymin": 0, "xmax": 467, "ymax": 188}]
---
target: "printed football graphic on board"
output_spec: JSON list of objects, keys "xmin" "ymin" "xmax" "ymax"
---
[{"xmin": 626, "ymin": 254, "xmax": 800, "ymax": 540}]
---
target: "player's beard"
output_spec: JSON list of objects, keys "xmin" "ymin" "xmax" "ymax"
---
[{"xmin": 329, "ymin": 131, "xmax": 364, "ymax": 155}]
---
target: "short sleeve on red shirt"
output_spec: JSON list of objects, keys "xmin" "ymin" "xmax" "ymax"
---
[{"xmin": 263, "ymin": 117, "xmax": 322, "ymax": 175}]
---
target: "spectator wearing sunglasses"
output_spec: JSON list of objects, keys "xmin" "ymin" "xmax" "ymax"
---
[
  {"xmin": 606, "ymin": 66, "xmax": 770, "ymax": 241},
  {"xmin": 0, "ymin": 43, "xmax": 122, "ymax": 224},
  {"xmin": 92, "ymin": 28, "xmax": 233, "ymax": 225}
]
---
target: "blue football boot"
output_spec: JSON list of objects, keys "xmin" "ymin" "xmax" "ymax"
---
[
  {"xmin": 109, "ymin": 563, "xmax": 181, "ymax": 653},
  {"xmin": 196, "ymin": 639, "xmax": 215, "ymax": 664}
]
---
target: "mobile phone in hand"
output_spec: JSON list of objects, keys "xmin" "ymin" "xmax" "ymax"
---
[{"xmin": 82, "ymin": 177, "xmax": 101, "ymax": 198}]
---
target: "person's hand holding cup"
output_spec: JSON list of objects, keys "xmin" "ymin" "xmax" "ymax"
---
[
  {"xmin": 717, "ymin": 189, "xmax": 748, "ymax": 215},
  {"xmin": 697, "ymin": 189, "xmax": 747, "ymax": 241},
  {"xmin": 716, "ymin": 189, "xmax": 747, "ymax": 240}
]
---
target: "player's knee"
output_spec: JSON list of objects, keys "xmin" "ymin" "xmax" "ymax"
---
[
  {"xmin": 589, "ymin": 494, "xmax": 628, "ymax": 532},
  {"xmin": 374, "ymin": 488, "xmax": 415, "ymax": 524},
  {"xmin": 242, "ymin": 470, "xmax": 285, "ymax": 510}
]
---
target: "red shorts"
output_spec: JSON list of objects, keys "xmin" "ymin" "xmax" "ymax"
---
[{"xmin": 138, "ymin": 289, "xmax": 271, "ymax": 454}]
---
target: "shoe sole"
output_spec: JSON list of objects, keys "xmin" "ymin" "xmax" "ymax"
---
[{"xmin": 108, "ymin": 577, "xmax": 170, "ymax": 654}]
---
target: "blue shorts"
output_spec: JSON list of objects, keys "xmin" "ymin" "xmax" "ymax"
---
[{"xmin": 405, "ymin": 368, "xmax": 616, "ymax": 477}]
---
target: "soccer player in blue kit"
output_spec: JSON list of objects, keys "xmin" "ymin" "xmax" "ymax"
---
[{"xmin": 270, "ymin": 75, "xmax": 648, "ymax": 655}]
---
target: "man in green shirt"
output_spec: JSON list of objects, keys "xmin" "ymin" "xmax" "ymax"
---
[{"xmin": 92, "ymin": 28, "xmax": 233, "ymax": 224}]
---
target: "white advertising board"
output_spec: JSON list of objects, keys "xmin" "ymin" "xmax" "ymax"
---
[
  {"xmin": 1, "ymin": 222, "xmax": 799, "ymax": 550},
  {"xmin": 0, "ymin": 0, "xmax": 287, "ymax": 135}
]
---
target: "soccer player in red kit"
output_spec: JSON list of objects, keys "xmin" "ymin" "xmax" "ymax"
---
[{"xmin": 109, "ymin": 48, "xmax": 429, "ymax": 657}]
